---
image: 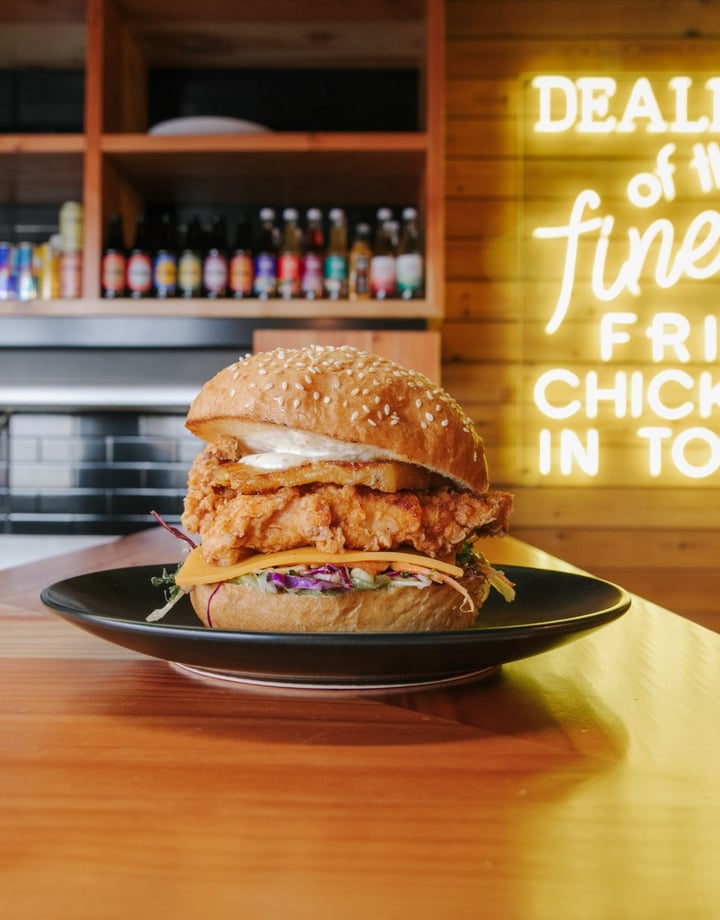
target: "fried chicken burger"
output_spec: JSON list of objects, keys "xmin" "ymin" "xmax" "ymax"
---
[{"xmin": 155, "ymin": 344, "xmax": 514, "ymax": 632}]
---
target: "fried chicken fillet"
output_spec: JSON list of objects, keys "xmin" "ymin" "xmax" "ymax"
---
[{"xmin": 182, "ymin": 436, "xmax": 513, "ymax": 567}]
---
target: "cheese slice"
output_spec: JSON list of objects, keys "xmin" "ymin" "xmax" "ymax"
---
[{"xmin": 175, "ymin": 545, "xmax": 464, "ymax": 587}]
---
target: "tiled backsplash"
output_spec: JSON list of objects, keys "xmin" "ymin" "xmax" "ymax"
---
[{"xmin": 0, "ymin": 410, "xmax": 201, "ymax": 535}]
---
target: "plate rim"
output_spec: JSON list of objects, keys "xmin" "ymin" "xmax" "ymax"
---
[{"xmin": 40, "ymin": 563, "xmax": 632, "ymax": 642}]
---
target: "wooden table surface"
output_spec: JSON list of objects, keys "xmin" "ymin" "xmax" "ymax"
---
[{"xmin": 2, "ymin": 527, "xmax": 720, "ymax": 920}]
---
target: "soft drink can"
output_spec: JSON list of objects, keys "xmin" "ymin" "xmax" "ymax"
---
[
  {"xmin": 0, "ymin": 242, "xmax": 13, "ymax": 300},
  {"xmin": 17, "ymin": 241, "xmax": 38, "ymax": 301}
]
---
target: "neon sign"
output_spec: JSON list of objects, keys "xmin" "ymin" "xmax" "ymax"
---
[{"xmin": 522, "ymin": 74, "xmax": 720, "ymax": 481}]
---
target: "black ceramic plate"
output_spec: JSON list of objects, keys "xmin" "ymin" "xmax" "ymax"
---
[{"xmin": 40, "ymin": 564, "xmax": 631, "ymax": 689}]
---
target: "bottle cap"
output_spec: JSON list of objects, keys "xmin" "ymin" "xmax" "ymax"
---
[
  {"xmin": 376, "ymin": 207, "xmax": 393, "ymax": 221},
  {"xmin": 329, "ymin": 208, "xmax": 345, "ymax": 222},
  {"xmin": 259, "ymin": 207, "xmax": 275, "ymax": 221},
  {"xmin": 306, "ymin": 208, "xmax": 322, "ymax": 221},
  {"xmin": 283, "ymin": 208, "xmax": 299, "ymax": 221},
  {"xmin": 402, "ymin": 207, "xmax": 418, "ymax": 220}
]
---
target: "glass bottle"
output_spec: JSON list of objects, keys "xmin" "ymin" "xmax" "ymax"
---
[
  {"xmin": 348, "ymin": 222, "xmax": 372, "ymax": 301},
  {"xmin": 301, "ymin": 207, "xmax": 324, "ymax": 300},
  {"xmin": 177, "ymin": 216, "xmax": 203, "ymax": 298},
  {"xmin": 253, "ymin": 207, "xmax": 278, "ymax": 299},
  {"xmin": 324, "ymin": 208, "xmax": 348, "ymax": 300},
  {"xmin": 278, "ymin": 207, "xmax": 302, "ymax": 299},
  {"xmin": 229, "ymin": 216, "xmax": 254, "ymax": 299},
  {"xmin": 370, "ymin": 207, "xmax": 396, "ymax": 299},
  {"xmin": 126, "ymin": 214, "xmax": 153, "ymax": 299},
  {"xmin": 153, "ymin": 213, "xmax": 177, "ymax": 299},
  {"xmin": 203, "ymin": 215, "xmax": 228, "ymax": 299},
  {"xmin": 396, "ymin": 207, "xmax": 424, "ymax": 299},
  {"xmin": 101, "ymin": 212, "xmax": 126, "ymax": 299}
]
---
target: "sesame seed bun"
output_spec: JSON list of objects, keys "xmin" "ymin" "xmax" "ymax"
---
[
  {"xmin": 185, "ymin": 344, "xmax": 489, "ymax": 493},
  {"xmin": 189, "ymin": 579, "xmax": 483, "ymax": 632}
]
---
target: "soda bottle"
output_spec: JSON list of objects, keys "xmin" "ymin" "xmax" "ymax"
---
[
  {"xmin": 348, "ymin": 222, "xmax": 372, "ymax": 300},
  {"xmin": 324, "ymin": 208, "xmax": 348, "ymax": 300},
  {"xmin": 229, "ymin": 216, "xmax": 254, "ymax": 299},
  {"xmin": 153, "ymin": 213, "xmax": 177, "ymax": 299},
  {"xmin": 101, "ymin": 212, "xmax": 126, "ymax": 299},
  {"xmin": 370, "ymin": 207, "xmax": 396, "ymax": 299},
  {"xmin": 396, "ymin": 207, "xmax": 424, "ymax": 299},
  {"xmin": 253, "ymin": 207, "xmax": 278, "ymax": 299},
  {"xmin": 203, "ymin": 215, "xmax": 228, "ymax": 299},
  {"xmin": 177, "ymin": 216, "xmax": 203, "ymax": 298},
  {"xmin": 126, "ymin": 214, "xmax": 153, "ymax": 298},
  {"xmin": 301, "ymin": 208, "xmax": 324, "ymax": 300},
  {"xmin": 278, "ymin": 208, "xmax": 302, "ymax": 299}
]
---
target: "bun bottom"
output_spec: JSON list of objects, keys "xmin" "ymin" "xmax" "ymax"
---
[{"xmin": 189, "ymin": 581, "xmax": 483, "ymax": 632}]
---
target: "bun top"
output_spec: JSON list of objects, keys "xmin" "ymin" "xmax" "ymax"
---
[{"xmin": 185, "ymin": 344, "xmax": 489, "ymax": 493}]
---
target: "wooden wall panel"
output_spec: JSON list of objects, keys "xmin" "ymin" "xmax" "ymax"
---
[{"xmin": 443, "ymin": 0, "xmax": 720, "ymax": 630}]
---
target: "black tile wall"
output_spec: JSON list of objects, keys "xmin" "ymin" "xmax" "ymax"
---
[{"xmin": 2, "ymin": 411, "xmax": 201, "ymax": 535}]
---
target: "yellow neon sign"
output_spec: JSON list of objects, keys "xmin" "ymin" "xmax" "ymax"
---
[{"xmin": 522, "ymin": 74, "xmax": 720, "ymax": 482}]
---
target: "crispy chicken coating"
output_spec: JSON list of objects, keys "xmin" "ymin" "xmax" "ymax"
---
[{"xmin": 182, "ymin": 440, "xmax": 513, "ymax": 567}]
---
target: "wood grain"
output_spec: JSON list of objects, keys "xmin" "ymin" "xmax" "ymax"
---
[{"xmin": 2, "ymin": 527, "xmax": 720, "ymax": 919}]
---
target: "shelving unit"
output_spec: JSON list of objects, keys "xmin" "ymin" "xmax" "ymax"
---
[{"xmin": 0, "ymin": 0, "xmax": 444, "ymax": 326}]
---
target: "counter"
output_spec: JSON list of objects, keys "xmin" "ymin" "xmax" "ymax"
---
[{"xmin": 2, "ymin": 528, "xmax": 720, "ymax": 919}]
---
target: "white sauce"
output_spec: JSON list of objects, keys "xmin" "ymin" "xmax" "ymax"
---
[{"xmin": 236, "ymin": 425, "xmax": 394, "ymax": 469}]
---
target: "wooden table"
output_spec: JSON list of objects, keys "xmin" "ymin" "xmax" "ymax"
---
[{"xmin": 2, "ymin": 528, "xmax": 719, "ymax": 920}]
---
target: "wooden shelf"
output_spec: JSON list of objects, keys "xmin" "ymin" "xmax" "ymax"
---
[
  {"xmin": 1, "ymin": 0, "xmax": 445, "ymax": 326},
  {"xmin": 0, "ymin": 136, "xmax": 85, "ymax": 203},
  {"xmin": 101, "ymin": 132, "xmax": 427, "ymax": 206},
  {"xmin": 0, "ymin": 297, "xmax": 439, "ymax": 320}
]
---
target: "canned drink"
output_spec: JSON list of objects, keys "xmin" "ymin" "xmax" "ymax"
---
[
  {"xmin": 59, "ymin": 201, "xmax": 84, "ymax": 253},
  {"xmin": 60, "ymin": 250, "xmax": 82, "ymax": 298},
  {"xmin": 0, "ymin": 242, "xmax": 13, "ymax": 300},
  {"xmin": 17, "ymin": 241, "xmax": 38, "ymax": 302},
  {"xmin": 37, "ymin": 241, "xmax": 61, "ymax": 299}
]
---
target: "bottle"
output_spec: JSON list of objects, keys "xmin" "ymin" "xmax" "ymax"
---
[
  {"xmin": 370, "ymin": 207, "xmax": 396, "ymax": 299},
  {"xmin": 301, "ymin": 207, "xmax": 324, "ymax": 299},
  {"xmin": 396, "ymin": 207, "xmax": 424, "ymax": 300},
  {"xmin": 229, "ymin": 216, "xmax": 254, "ymax": 299},
  {"xmin": 203, "ymin": 215, "xmax": 228, "ymax": 299},
  {"xmin": 177, "ymin": 216, "xmax": 203, "ymax": 298},
  {"xmin": 278, "ymin": 208, "xmax": 302, "ymax": 299},
  {"xmin": 324, "ymin": 208, "xmax": 348, "ymax": 300},
  {"xmin": 253, "ymin": 207, "xmax": 278, "ymax": 299},
  {"xmin": 101, "ymin": 213, "xmax": 126, "ymax": 298},
  {"xmin": 125, "ymin": 214, "xmax": 153, "ymax": 298},
  {"xmin": 153, "ymin": 213, "xmax": 177, "ymax": 299},
  {"xmin": 348, "ymin": 222, "xmax": 372, "ymax": 300},
  {"xmin": 59, "ymin": 201, "xmax": 83, "ymax": 255}
]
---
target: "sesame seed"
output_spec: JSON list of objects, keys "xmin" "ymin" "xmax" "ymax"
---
[
  {"xmin": 323, "ymin": 396, "xmax": 331, "ymax": 404},
  {"xmin": 367, "ymin": 418, "xmax": 377, "ymax": 427},
  {"xmin": 441, "ymin": 419, "xmax": 449, "ymax": 427},
  {"xmin": 425, "ymin": 412, "xmax": 434, "ymax": 422},
  {"xmin": 415, "ymin": 399, "xmax": 422, "ymax": 408},
  {"xmin": 350, "ymin": 411, "xmax": 359, "ymax": 422},
  {"xmin": 312, "ymin": 391, "xmax": 320, "ymax": 401}
]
